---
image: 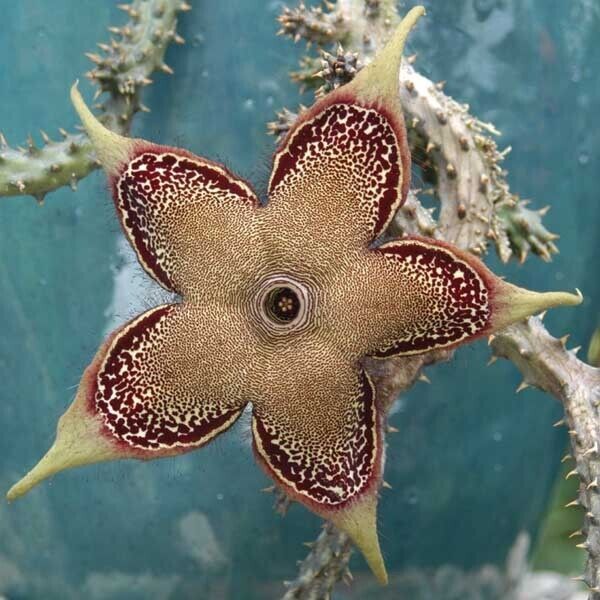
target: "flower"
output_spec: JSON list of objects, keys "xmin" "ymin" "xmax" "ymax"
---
[{"xmin": 7, "ymin": 7, "xmax": 580, "ymax": 584}]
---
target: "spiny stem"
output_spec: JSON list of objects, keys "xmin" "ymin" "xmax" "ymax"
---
[
  {"xmin": 0, "ymin": 0, "xmax": 189, "ymax": 204},
  {"xmin": 491, "ymin": 319, "xmax": 600, "ymax": 599}
]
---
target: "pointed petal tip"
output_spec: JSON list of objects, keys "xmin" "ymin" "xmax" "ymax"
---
[
  {"xmin": 404, "ymin": 5, "xmax": 427, "ymax": 24},
  {"xmin": 491, "ymin": 282, "xmax": 583, "ymax": 331},
  {"xmin": 6, "ymin": 483, "xmax": 24, "ymax": 503},
  {"xmin": 6, "ymin": 445, "xmax": 60, "ymax": 502},
  {"xmin": 349, "ymin": 5, "xmax": 425, "ymax": 104},
  {"xmin": 6, "ymin": 396, "xmax": 118, "ymax": 502},
  {"xmin": 530, "ymin": 289, "xmax": 583, "ymax": 310},
  {"xmin": 536, "ymin": 288, "xmax": 582, "ymax": 308},
  {"xmin": 330, "ymin": 494, "xmax": 388, "ymax": 585},
  {"xmin": 70, "ymin": 82, "xmax": 134, "ymax": 175},
  {"xmin": 371, "ymin": 553, "xmax": 389, "ymax": 586}
]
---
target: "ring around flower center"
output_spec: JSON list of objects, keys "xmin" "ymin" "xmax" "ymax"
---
[{"xmin": 254, "ymin": 275, "xmax": 313, "ymax": 334}]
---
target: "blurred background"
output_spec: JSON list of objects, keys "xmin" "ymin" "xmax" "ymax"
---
[{"xmin": 0, "ymin": 1, "xmax": 598, "ymax": 598}]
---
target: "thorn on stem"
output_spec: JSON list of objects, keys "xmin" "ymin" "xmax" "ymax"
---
[
  {"xmin": 584, "ymin": 443, "xmax": 598, "ymax": 457},
  {"xmin": 569, "ymin": 530, "xmax": 583, "ymax": 539},
  {"xmin": 559, "ymin": 334, "xmax": 570, "ymax": 348}
]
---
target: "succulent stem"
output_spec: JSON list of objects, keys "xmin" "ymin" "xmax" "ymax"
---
[{"xmin": 0, "ymin": 0, "xmax": 187, "ymax": 203}]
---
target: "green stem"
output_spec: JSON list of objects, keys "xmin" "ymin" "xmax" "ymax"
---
[{"xmin": 0, "ymin": 0, "xmax": 189, "ymax": 203}]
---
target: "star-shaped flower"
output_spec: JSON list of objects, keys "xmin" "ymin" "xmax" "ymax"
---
[{"xmin": 7, "ymin": 7, "xmax": 580, "ymax": 584}]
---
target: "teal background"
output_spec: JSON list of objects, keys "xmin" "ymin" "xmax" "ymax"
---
[{"xmin": 0, "ymin": 1, "xmax": 598, "ymax": 598}]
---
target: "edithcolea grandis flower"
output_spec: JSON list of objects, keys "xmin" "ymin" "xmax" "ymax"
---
[{"xmin": 7, "ymin": 6, "xmax": 581, "ymax": 584}]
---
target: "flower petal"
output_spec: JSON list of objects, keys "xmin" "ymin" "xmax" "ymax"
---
[
  {"xmin": 330, "ymin": 237, "xmax": 582, "ymax": 358},
  {"xmin": 251, "ymin": 366, "xmax": 387, "ymax": 583},
  {"xmin": 7, "ymin": 303, "xmax": 252, "ymax": 501},
  {"xmin": 71, "ymin": 85, "xmax": 260, "ymax": 298},
  {"xmin": 265, "ymin": 8, "xmax": 425, "ymax": 248}
]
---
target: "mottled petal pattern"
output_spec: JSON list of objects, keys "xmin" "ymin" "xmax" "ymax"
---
[
  {"xmin": 7, "ymin": 302, "xmax": 257, "ymax": 501},
  {"xmin": 369, "ymin": 238, "xmax": 491, "ymax": 356},
  {"xmin": 249, "ymin": 352, "xmax": 388, "ymax": 583},
  {"xmin": 114, "ymin": 149, "xmax": 260, "ymax": 294},
  {"xmin": 70, "ymin": 90, "xmax": 262, "ymax": 299},
  {"xmin": 252, "ymin": 368, "xmax": 381, "ymax": 508},
  {"xmin": 268, "ymin": 97, "xmax": 409, "ymax": 245},
  {"xmin": 94, "ymin": 305, "xmax": 246, "ymax": 451}
]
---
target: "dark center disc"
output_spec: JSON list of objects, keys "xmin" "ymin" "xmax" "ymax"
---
[{"xmin": 265, "ymin": 286, "xmax": 301, "ymax": 323}]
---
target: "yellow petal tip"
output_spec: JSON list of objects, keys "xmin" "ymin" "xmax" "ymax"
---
[
  {"xmin": 6, "ymin": 442, "xmax": 64, "ymax": 502},
  {"xmin": 349, "ymin": 5, "xmax": 425, "ymax": 105},
  {"xmin": 329, "ymin": 494, "xmax": 388, "ymax": 585},
  {"xmin": 6, "ymin": 394, "xmax": 119, "ymax": 502},
  {"xmin": 70, "ymin": 82, "xmax": 134, "ymax": 175},
  {"xmin": 491, "ymin": 282, "xmax": 583, "ymax": 331}
]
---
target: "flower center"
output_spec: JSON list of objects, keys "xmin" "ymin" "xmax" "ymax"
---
[
  {"xmin": 265, "ymin": 286, "xmax": 301, "ymax": 323},
  {"xmin": 254, "ymin": 275, "xmax": 313, "ymax": 335}
]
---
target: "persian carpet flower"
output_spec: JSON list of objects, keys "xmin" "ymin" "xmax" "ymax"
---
[{"xmin": 7, "ymin": 7, "xmax": 580, "ymax": 584}]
